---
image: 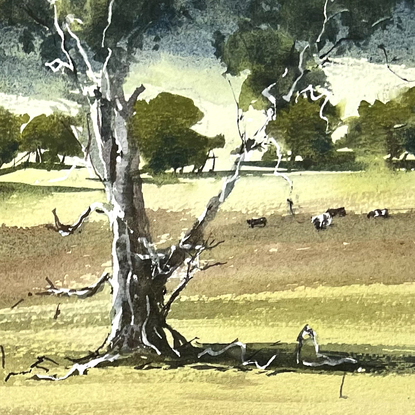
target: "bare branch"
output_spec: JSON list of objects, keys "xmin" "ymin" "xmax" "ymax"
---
[
  {"xmin": 378, "ymin": 44, "xmax": 415, "ymax": 83},
  {"xmin": 282, "ymin": 43, "xmax": 309, "ymax": 102},
  {"xmin": 198, "ymin": 339, "xmax": 247, "ymax": 362},
  {"xmin": 36, "ymin": 273, "xmax": 110, "ymax": 299},
  {"xmin": 199, "ymin": 261, "xmax": 227, "ymax": 271},
  {"xmin": 66, "ymin": 334, "xmax": 110, "ymax": 364},
  {"xmin": 65, "ymin": 16, "xmax": 99, "ymax": 84},
  {"xmin": 316, "ymin": 0, "xmax": 330, "ymax": 44},
  {"xmin": 19, "ymin": 4, "xmax": 52, "ymax": 31},
  {"xmin": 29, "ymin": 353, "xmax": 119, "ymax": 381},
  {"xmin": 102, "ymin": 0, "xmax": 115, "ymax": 48},
  {"xmin": 298, "ymin": 85, "xmax": 331, "ymax": 129},
  {"xmin": 226, "ymin": 77, "xmax": 246, "ymax": 142},
  {"xmin": 126, "ymin": 85, "xmax": 146, "ymax": 114},
  {"xmin": 162, "ymin": 260, "xmax": 194, "ymax": 318},
  {"xmin": 242, "ymin": 354, "xmax": 277, "ymax": 370},
  {"xmin": 5, "ymin": 355, "xmax": 59, "ymax": 382},
  {"xmin": 51, "ymin": 203, "xmax": 110, "ymax": 236},
  {"xmin": 10, "ymin": 299, "xmax": 24, "ymax": 309},
  {"xmin": 319, "ymin": 37, "xmax": 352, "ymax": 60},
  {"xmin": 45, "ymin": 3, "xmax": 75, "ymax": 74}
]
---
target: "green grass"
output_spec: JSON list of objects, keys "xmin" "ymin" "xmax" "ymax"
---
[
  {"xmin": 2, "ymin": 167, "xmax": 415, "ymax": 226},
  {"xmin": 0, "ymin": 167, "xmax": 414, "ymax": 414},
  {"xmin": 0, "ymin": 286, "xmax": 414, "ymax": 415}
]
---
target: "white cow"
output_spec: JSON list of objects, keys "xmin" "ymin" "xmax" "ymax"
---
[
  {"xmin": 367, "ymin": 208, "xmax": 389, "ymax": 219},
  {"xmin": 311, "ymin": 212, "xmax": 332, "ymax": 230}
]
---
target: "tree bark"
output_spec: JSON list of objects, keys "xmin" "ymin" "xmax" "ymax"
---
[{"xmin": 89, "ymin": 83, "xmax": 181, "ymax": 357}]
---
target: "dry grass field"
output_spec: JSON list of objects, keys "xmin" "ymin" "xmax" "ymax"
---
[{"xmin": 0, "ymin": 167, "xmax": 414, "ymax": 414}]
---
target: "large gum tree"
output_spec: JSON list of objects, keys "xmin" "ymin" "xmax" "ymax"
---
[{"xmin": 2, "ymin": 0, "xmax": 414, "ymax": 379}]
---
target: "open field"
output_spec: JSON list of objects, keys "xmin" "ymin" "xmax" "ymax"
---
[
  {"xmin": 2, "ymin": 167, "xmax": 415, "ymax": 226},
  {"xmin": 0, "ymin": 168, "xmax": 414, "ymax": 414}
]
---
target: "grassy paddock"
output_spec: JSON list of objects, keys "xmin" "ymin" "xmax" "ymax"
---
[
  {"xmin": 0, "ymin": 282, "xmax": 414, "ymax": 415},
  {"xmin": 1, "ymin": 369, "xmax": 414, "ymax": 415},
  {"xmin": 0, "ymin": 168, "xmax": 414, "ymax": 413},
  {"xmin": 2, "ymin": 168, "xmax": 415, "ymax": 226}
]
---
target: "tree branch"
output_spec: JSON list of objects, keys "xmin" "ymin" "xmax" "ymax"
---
[
  {"xmin": 162, "ymin": 260, "xmax": 194, "ymax": 318},
  {"xmin": 127, "ymin": 85, "xmax": 146, "ymax": 114},
  {"xmin": 29, "ymin": 353, "xmax": 119, "ymax": 381},
  {"xmin": 65, "ymin": 334, "xmax": 110, "ymax": 364},
  {"xmin": 35, "ymin": 273, "xmax": 110, "ymax": 299},
  {"xmin": 19, "ymin": 4, "xmax": 52, "ymax": 31},
  {"xmin": 378, "ymin": 44, "xmax": 415, "ymax": 83},
  {"xmin": 319, "ymin": 37, "xmax": 352, "ymax": 60},
  {"xmin": 50, "ymin": 203, "xmax": 110, "ymax": 236},
  {"xmin": 5, "ymin": 356, "xmax": 59, "ymax": 382},
  {"xmin": 162, "ymin": 234, "xmax": 226, "ymax": 318}
]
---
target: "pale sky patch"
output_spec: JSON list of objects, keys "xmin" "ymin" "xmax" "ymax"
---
[
  {"xmin": 0, "ymin": 92, "xmax": 80, "ymax": 118},
  {"xmin": 324, "ymin": 57, "xmax": 415, "ymax": 118},
  {"xmin": 2, "ymin": 54, "xmax": 415, "ymax": 170}
]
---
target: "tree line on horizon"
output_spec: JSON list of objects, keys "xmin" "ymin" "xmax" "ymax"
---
[
  {"xmin": 2, "ymin": 85, "xmax": 415, "ymax": 173},
  {"xmin": 260, "ymin": 86, "xmax": 415, "ymax": 170},
  {"xmin": 0, "ymin": 92, "xmax": 225, "ymax": 174}
]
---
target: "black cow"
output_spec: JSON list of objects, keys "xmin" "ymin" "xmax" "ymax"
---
[
  {"xmin": 326, "ymin": 207, "xmax": 346, "ymax": 217},
  {"xmin": 367, "ymin": 208, "xmax": 389, "ymax": 218},
  {"xmin": 247, "ymin": 217, "xmax": 267, "ymax": 228}
]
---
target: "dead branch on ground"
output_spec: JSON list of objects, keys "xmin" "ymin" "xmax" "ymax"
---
[
  {"xmin": 5, "ymin": 356, "xmax": 59, "ymax": 382},
  {"xmin": 35, "ymin": 273, "xmax": 110, "ymax": 299},
  {"xmin": 10, "ymin": 299, "xmax": 24, "ymax": 309}
]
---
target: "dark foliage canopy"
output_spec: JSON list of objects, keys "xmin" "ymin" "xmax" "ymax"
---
[
  {"xmin": 0, "ymin": 107, "xmax": 28, "ymax": 167},
  {"xmin": 129, "ymin": 92, "xmax": 225, "ymax": 173},
  {"xmin": 264, "ymin": 94, "xmax": 341, "ymax": 162},
  {"xmin": 21, "ymin": 112, "xmax": 83, "ymax": 162},
  {"xmin": 342, "ymin": 87, "xmax": 415, "ymax": 158}
]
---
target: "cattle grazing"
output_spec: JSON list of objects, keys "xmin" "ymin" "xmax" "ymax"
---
[
  {"xmin": 367, "ymin": 209, "xmax": 389, "ymax": 219},
  {"xmin": 311, "ymin": 212, "xmax": 332, "ymax": 230},
  {"xmin": 247, "ymin": 217, "xmax": 267, "ymax": 228},
  {"xmin": 326, "ymin": 207, "xmax": 346, "ymax": 217}
]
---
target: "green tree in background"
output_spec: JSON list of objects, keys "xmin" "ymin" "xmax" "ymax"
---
[
  {"xmin": 21, "ymin": 112, "xmax": 83, "ymax": 164},
  {"xmin": 129, "ymin": 92, "xmax": 225, "ymax": 174},
  {"xmin": 343, "ymin": 87, "xmax": 415, "ymax": 160},
  {"xmin": 263, "ymin": 94, "xmax": 341, "ymax": 166},
  {"xmin": 0, "ymin": 107, "xmax": 28, "ymax": 168}
]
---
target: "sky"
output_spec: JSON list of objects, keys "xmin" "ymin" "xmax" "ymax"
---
[
  {"xmin": 2, "ymin": 53, "xmax": 415, "ymax": 170},
  {"xmin": 2, "ymin": 0, "xmax": 415, "ymax": 170}
]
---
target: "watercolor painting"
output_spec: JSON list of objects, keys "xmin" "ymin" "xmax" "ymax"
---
[{"xmin": 1, "ymin": 0, "xmax": 415, "ymax": 413}]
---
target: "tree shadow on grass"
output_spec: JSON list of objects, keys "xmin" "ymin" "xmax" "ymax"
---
[
  {"xmin": 69, "ymin": 341, "xmax": 415, "ymax": 376},
  {"xmin": 5, "ymin": 341, "xmax": 415, "ymax": 383}
]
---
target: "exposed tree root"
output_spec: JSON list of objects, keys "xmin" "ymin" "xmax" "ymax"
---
[
  {"xmin": 197, "ymin": 339, "xmax": 278, "ymax": 370},
  {"xmin": 11, "ymin": 324, "xmax": 415, "ymax": 382},
  {"xmin": 35, "ymin": 273, "xmax": 110, "ymax": 299},
  {"xmin": 29, "ymin": 353, "xmax": 120, "ymax": 381},
  {"xmin": 296, "ymin": 324, "xmax": 357, "ymax": 367},
  {"xmin": 5, "ymin": 356, "xmax": 59, "ymax": 382}
]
